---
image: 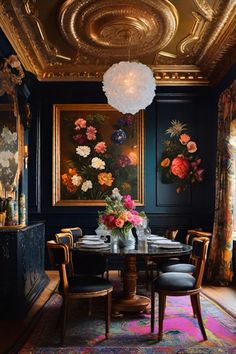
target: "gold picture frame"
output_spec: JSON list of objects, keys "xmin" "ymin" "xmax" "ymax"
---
[{"xmin": 52, "ymin": 104, "xmax": 144, "ymax": 206}]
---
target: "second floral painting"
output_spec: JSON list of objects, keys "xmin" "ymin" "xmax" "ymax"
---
[{"xmin": 52, "ymin": 104, "xmax": 144, "ymax": 206}]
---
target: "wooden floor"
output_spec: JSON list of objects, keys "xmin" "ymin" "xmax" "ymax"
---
[
  {"xmin": 202, "ymin": 284, "xmax": 236, "ymax": 318},
  {"xmin": 0, "ymin": 271, "xmax": 59, "ymax": 354},
  {"xmin": 0, "ymin": 271, "xmax": 235, "ymax": 354}
]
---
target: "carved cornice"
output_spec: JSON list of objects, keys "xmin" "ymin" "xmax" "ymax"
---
[
  {"xmin": 196, "ymin": 1, "xmax": 236, "ymax": 74},
  {"xmin": 59, "ymin": 0, "xmax": 178, "ymax": 60},
  {"xmin": 0, "ymin": 0, "xmax": 235, "ymax": 86}
]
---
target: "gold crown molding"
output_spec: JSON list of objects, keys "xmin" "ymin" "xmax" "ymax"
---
[
  {"xmin": 0, "ymin": 1, "xmax": 47, "ymax": 76},
  {"xmin": 23, "ymin": 0, "xmax": 58, "ymax": 56},
  {"xmin": 193, "ymin": 0, "xmax": 214, "ymax": 21},
  {"xmin": 0, "ymin": 0, "xmax": 235, "ymax": 87},
  {"xmin": 36, "ymin": 64, "xmax": 209, "ymax": 86},
  {"xmin": 59, "ymin": 0, "xmax": 178, "ymax": 59},
  {"xmin": 177, "ymin": 12, "xmax": 208, "ymax": 55},
  {"xmin": 196, "ymin": 1, "xmax": 236, "ymax": 74}
]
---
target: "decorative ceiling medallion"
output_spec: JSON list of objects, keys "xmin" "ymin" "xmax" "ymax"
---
[{"xmin": 59, "ymin": 0, "xmax": 178, "ymax": 59}]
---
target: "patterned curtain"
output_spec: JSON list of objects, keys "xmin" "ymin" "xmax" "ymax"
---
[{"xmin": 206, "ymin": 80, "xmax": 236, "ymax": 285}]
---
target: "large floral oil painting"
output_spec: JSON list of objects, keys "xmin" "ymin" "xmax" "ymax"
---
[{"xmin": 52, "ymin": 104, "xmax": 144, "ymax": 206}]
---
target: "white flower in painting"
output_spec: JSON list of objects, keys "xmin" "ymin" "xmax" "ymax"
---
[
  {"xmin": 91, "ymin": 157, "xmax": 105, "ymax": 170},
  {"xmin": 0, "ymin": 150, "xmax": 14, "ymax": 168},
  {"xmin": 112, "ymin": 188, "xmax": 122, "ymax": 201},
  {"xmin": 76, "ymin": 145, "xmax": 91, "ymax": 158},
  {"xmin": 166, "ymin": 120, "xmax": 187, "ymax": 137},
  {"xmin": 71, "ymin": 174, "xmax": 82, "ymax": 187},
  {"xmin": 1, "ymin": 126, "xmax": 17, "ymax": 145},
  {"xmin": 81, "ymin": 180, "xmax": 93, "ymax": 192}
]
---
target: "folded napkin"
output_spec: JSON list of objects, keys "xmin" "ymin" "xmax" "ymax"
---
[
  {"xmin": 147, "ymin": 235, "xmax": 166, "ymax": 241},
  {"xmin": 151, "ymin": 243, "xmax": 183, "ymax": 249},
  {"xmin": 150, "ymin": 240, "xmax": 183, "ymax": 249},
  {"xmin": 153, "ymin": 238, "xmax": 180, "ymax": 245}
]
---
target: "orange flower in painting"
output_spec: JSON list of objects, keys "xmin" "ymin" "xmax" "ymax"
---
[
  {"xmin": 128, "ymin": 152, "xmax": 137, "ymax": 165},
  {"xmin": 121, "ymin": 182, "xmax": 132, "ymax": 193},
  {"xmin": 161, "ymin": 158, "xmax": 170, "ymax": 167},
  {"xmin": 160, "ymin": 120, "xmax": 204, "ymax": 193},
  {"xmin": 179, "ymin": 134, "xmax": 191, "ymax": 145},
  {"xmin": 171, "ymin": 156, "xmax": 190, "ymax": 179},
  {"xmin": 98, "ymin": 172, "xmax": 114, "ymax": 186},
  {"xmin": 62, "ymin": 168, "xmax": 78, "ymax": 193}
]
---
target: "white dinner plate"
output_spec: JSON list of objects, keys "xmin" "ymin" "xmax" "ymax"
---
[
  {"xmin": 82, "ymin": 236, "xmax": 101, "ymax": 240},
  {"xmin": 79, "ymin": 243, "xmax": 110, "ymax": 249},
  {"xmin": 78, "ymin": 239, "xmax": 105, "ymax": 245},
  {"xmin": 147, "ymin": 236, "xmax": 166, "ymax": 241}
]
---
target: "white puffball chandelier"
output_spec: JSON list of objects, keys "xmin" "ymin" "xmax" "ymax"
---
[{"xmin": 102, "ymin": 61, "xmax": 156, "ymax": 115}]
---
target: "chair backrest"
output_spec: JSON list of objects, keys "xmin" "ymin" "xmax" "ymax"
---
[
  {"xmin": 47, "ymin": 240, "xmax": 70, "ymax": 292},
  {"xmin": 165, "ymin": 228, "xmax": 179, "ymax": 240},
  {"xmin": 55, "ymin": 232, "xmax": 74, "ymax": 247},
  {"xmin": 54, "ymin": 233, "xmax": 74, "ymax": 276},
  {"xmin": 186, "ymin": 229, "xmax": 212, "ymax": 245},
  {"xmin": 60, "ymin": 227, "xmax": 83, "ymax": 242},
  {"xmin": 191, "ymin": 237, "xmax": 210, "ymax": 288}
]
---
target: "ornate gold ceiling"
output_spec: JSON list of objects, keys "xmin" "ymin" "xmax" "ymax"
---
[{"xmin": 0, "ymin": 0, "xmax": 235, "ymax": 86}]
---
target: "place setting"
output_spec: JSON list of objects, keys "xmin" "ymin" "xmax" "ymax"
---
[
  {"xmin": 149, "ymin": 238, "xmax": 184, "ymax": 249},
  {"xmin": 75, "ymin": 234, "xmax": 111, "ymax": 250}
]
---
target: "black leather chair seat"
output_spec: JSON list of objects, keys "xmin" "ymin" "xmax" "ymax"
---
[
  {"xmin": 159, "ymin": 263, "xmax": 195, "ymax": 273},
  {"xmin": 68, "ymin": 275, "xmax": 113, "ymax": 293},
  {"xmin": 154, "ymin": 272, "xmax": 196, "ymax": 291}
]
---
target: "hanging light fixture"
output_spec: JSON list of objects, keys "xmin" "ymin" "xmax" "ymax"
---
[{"xmin": 102, "ymin": 61, "xmax": 156, "ymax": 115}]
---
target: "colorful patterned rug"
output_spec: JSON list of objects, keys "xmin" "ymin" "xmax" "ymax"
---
[{"xmin": 19, "ymin": 281, "xmax": 236, "ymax": 354}]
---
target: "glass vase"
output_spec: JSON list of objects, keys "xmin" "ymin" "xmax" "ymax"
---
[{"xmin": 114, "ymin": 228, "xmax": 136, "ymax": 249}]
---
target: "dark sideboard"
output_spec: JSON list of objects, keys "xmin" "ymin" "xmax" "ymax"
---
[{"xmin": 0, "ymin": 222, "xmax": 49, "ymax": 318}]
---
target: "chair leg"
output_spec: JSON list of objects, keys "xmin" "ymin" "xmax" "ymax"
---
[
  {"xmin": 151, "ymin": 284, "xmax": 155, "ymax": 333},
  {"xmin": 190, "ymin": 294, "xmax": 197, "ymax": 317},
  {"xmin": 158, "ymin": 293, "xmax": 166, "ymax": 341},
  {"xmin": 61, "ymin": 297, "xmax": 69, "ymax": 345},
  {"xmin": 105, "ymin": 292, "xmax": 112, "ymax": 339},
  {"xmin": 190, "ymin": 294, "xmax": 207, "ymax": 340}
]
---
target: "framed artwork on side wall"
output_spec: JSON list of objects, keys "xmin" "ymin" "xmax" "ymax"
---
[{"xmin": 52, "ymin": 104, "xmax": 144, "ymax": 206}]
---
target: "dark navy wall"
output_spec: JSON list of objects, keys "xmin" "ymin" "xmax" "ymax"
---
[{"xmin": 27, "ymin": 82, "xmax": 217, "ymax": 246}]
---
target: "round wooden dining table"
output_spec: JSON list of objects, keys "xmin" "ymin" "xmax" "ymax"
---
[{"xmin": 73, "ymin": 239, "xmax": 192, "ymax": 315}]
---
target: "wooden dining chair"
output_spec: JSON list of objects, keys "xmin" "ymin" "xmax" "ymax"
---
[
  {"xmin": 55, "ymin": 232, "xmax": 107, "ymax": 277},
  {"xmin": 145, "ymin": 228, "xmax": 180, "ymax": 288},
  {"xmin": 150, "ymin": 237, "xmax": 210, "ymax": 341},
  {"xmin": 55, "ymin": 232, "xmax": 74, "ymax": 276},
  {"xmin": 55, "ymin": 232, "xmax": 74, "ymax": 247},
  {"xmin": 158, "ymin": 236, "xmax": 210, "ymax": 274},
  {"xmin": 47, "ymin": 241, "xmax": 113, "ymax": 344},
  {"xmin": 186, "ymin": 230, "xmax": 212, "ymax": 246},
  {"xmin": 60, "ymin": 227, "xmax": 83, "ymax": 243}
]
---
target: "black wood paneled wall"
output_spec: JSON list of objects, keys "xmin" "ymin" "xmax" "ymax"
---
[{"xmin": 28, "ymin": 82, "xmax": 217, "ymax": 253}]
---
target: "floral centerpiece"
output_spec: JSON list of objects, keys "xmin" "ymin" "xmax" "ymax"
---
[
  {"xmin": 98, "ymin": 188, "xmax": 145, "ymax": 240},
  {"xmin": 160, "ymin": 120, "xmax": 204, "ymax": 193}
]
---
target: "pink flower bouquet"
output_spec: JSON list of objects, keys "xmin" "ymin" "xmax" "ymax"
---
[{"xmin": 98, "ymin": 188, "xmax": 145, "ymax": 238}]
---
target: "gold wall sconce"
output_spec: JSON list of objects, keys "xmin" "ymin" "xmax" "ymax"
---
[{"xmin": 24, "ymin": 144, "xmax": 28, "ymax": 169}]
